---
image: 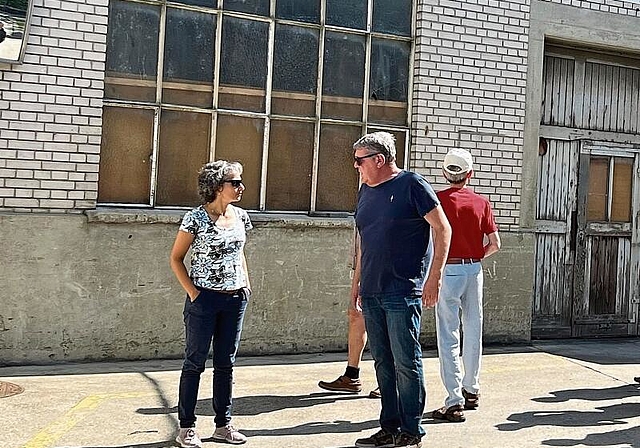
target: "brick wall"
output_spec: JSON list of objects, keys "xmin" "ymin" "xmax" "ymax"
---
[
  {"xmin": 0, "ymin": 0, "xmax": 108, "ymax": 213},
  {"xmin": 411, "ymin": 0, "xmax": 531, "ymax": 231}
]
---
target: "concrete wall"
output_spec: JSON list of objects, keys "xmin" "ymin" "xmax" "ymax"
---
[{"xmin": 0, "ymin": 212, "xmax": 533, "ymax": 365}]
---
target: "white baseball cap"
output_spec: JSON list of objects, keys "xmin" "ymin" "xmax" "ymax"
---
[{"xmin": 443, "ymin": 148, "xmax": 473, "ymax": 175}]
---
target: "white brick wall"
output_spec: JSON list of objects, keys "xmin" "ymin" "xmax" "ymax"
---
[
  {"xmin": 411, "ymin": 0, "xmax": 530, "ymax": 231},
  {"xmin": 543, "ymin": 0, "xmax": 640, "ymax": 16},
  {"xmin": 0, "ymin": 0, "xmax": 107, "ymax": 213}
]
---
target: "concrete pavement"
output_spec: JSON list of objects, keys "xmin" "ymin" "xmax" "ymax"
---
[{"xmin": 1, "ymin": 338, "xmax": 639, "ymax": 448}]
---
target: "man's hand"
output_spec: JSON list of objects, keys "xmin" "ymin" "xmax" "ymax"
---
[{"xmin": 422, "ymin": 276, "xmax": 441, "ymax": 308}]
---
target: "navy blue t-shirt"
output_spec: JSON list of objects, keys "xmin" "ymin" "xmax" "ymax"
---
[{"xmin": 355, "ymin": 170, "xmax": 438, "ymax": 297}]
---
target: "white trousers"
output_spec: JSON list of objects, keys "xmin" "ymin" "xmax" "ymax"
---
[{"xmin": 435, "ymin": 262, "xmax": 483, "ymax": 408}]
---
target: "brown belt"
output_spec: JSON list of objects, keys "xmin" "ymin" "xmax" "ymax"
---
[{"xmin": 446, "ymin": 258, "xmax": 481, "ymax": 264}]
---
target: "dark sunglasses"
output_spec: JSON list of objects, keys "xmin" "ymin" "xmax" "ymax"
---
[
  {"xmin": 224, "ymin": 179, "xmax": 243, "ymax": 187},
  {"xmin": 354, "ymin": 152, "xmax": 380, "ymax": 166}
]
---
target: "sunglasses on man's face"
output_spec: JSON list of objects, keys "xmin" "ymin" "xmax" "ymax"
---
[
  {"xmin": 224, "ymin": 179, "xmax": 243, "ymax": 188},
  {"xmin": 354, "ymin": 152, "xmax": 380, "ymax": 166}
]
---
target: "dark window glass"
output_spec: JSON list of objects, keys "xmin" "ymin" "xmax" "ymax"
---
[
  {"xmin": 98, "ymin": 107, "xmax": 154, "ymax": 204},
  {"xmin": 266, "ymin": 120, "xmax": 314, "ymax": 210},
  {"xmin": 368, "ymin": 38, "xmax": 410, "ymax": 125},
  {"xmin": 105, "ymin": 0, "xmax": 160, "ymax": 102},
  {"xmin": 372, "ymin": 0, "xmax": 411, "ymax": 36},
  {"xmin": 326, "ymin": 0, "xmax": 366, "ymax": 30},
  {"xmin": 276, "ymin": 0, "xmax": 320, "ymax": 24},
  {"xmin": 224, "ymin": 0, "xmax": 269, "ymax": 16},
  {"xmin": 370, "ymin": 38, "xmax": 409, "ymax": 102},
  {"xmin": 273, "ymin": 25, "xmax": 318, "ymax": 94},
  {"xmin": 323, "ymin": 32, "xmax": 365, "ymax": 98},
  {"xmin": 322, "ymin": 32, "xmax": 365, "ymax": 120},
  {"xmin": 156, "ymin": 110, "xmax": 211, "ymax": 206},
  {"xmin": 220, "ymin": 17, "xmax": 268, "ymax": 88},
  {"xmin": 273, "ymin": 24, "xmax": 318, "ymax": 116},
  {"xmin": 163, "ymin": 8, "xmax": 215, "ymax": 107},
  {"xmin": 172, "ymin": 0, "xmax": 216, "ymax": 7}
]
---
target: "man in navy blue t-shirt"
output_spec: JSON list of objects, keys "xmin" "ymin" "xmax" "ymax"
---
[{"xmin": 351, "ymin": 132, "xmax": 451, "ymax": 448}]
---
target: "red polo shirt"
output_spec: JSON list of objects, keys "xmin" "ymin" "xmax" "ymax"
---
[{"xmin": 437, "ymin": 187, "xmax": 498, "ymax": 259}]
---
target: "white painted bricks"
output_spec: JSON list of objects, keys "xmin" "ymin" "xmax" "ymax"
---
[{"xmin": 0, "ymin": 0, "xmax": 107, "ymax": 212}]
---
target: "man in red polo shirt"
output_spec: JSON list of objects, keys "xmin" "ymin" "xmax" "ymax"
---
[{"xmin": 430, "ymin": 148, "xmax": 501, "ymax": 423}]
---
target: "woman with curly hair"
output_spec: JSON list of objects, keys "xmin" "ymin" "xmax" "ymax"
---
[{"xmin": 170, "ymin": 160, "xmax": 252, "ymax": 447}]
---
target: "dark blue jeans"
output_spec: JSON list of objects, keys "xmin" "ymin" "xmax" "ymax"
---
[
  {"xmin": 361, "ymin": 294, "xmax": 426, "ymax": 438},
  {"xmin": 178, "ymin": 288, "xmax": 248, "ymax": 428}
]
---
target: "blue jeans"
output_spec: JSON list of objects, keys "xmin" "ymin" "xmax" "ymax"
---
[
  {"xmin": 178, "ymin": 288, "xmax": 248, "ymax": 428},
  {"xmin": 435, "ymin": 262, "xmax": 483, "ymax": 408},
  {"xmin": 361, "ymin": 294, "xmax": 425, "ymax": 438}
]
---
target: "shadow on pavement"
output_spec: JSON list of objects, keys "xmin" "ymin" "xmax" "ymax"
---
[
  {"xmin": 137, "ymin": 392, "xmax": 366, "ymax": 417},
  {"xmin": 542, "ymin": 425, "xmax": 640, "ymax": 447},
  {"xmin": 530, "ymin": 338, "xmax": 640, "ymax": 365},
  {"xmin": 240, "ymin": 418, "xmax": 378, "ymax": 437},
  {"xmin": 533, "ymin": 383, "xmax": 640, "ymax": 403},
  {"xmin": 498, "ymin": 381, "xmax": 640, "ymax": 448}
]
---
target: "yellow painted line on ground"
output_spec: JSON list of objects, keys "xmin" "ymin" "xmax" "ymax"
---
[{"xmin": 22, "ymin": 392, "xmax": 154, "ymax": 448}]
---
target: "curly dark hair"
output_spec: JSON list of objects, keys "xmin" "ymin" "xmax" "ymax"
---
[{"xmin": 197, "ymin": 160, "xmax": 243, "ymax": 203}]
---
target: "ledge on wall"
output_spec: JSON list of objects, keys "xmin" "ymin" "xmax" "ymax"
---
[{"xmin": 85, "ymin": 208, "xmax": 355, "ymax": 229}]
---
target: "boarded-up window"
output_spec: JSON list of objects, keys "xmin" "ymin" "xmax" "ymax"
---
[
  {"xmin": 587, "ymin": 156, "xmax": 633, "ymax": 223},
  {"xmin": 98, "ymin": 107, "xmax": 154, "ymax": 204}
]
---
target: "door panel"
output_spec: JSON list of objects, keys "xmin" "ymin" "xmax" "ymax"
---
[
  {"xmin": 572, "ymin": 146, "xmax": 638, "ymax": 337},
  {"xmin": 532, "ymin": 139, "xmax": 579, "ymax": 338}
]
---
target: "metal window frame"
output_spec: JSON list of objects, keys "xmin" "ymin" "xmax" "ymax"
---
[{"xmin": 101, "ymin": 0, "xmax": 415, "ymax": 212}]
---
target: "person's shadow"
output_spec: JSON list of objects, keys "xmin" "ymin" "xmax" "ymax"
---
[
  {"xmin": 533, "ymin": 383, "xmax": 640, "ymax": 403},
  {"xmin": 137, "ymin": 392, "xmax": 366, "ymax": 417},
  {"xmin": 497, "ymin": 383, "xmax": 640, "ymax": 447}
]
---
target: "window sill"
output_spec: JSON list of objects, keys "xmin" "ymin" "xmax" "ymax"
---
[{"xmin": 85, "ymin": 208, "xmax": 355, "ymax": 229}]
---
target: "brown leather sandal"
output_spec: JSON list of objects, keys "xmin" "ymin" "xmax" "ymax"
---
[
  {"xmin": 462, "ymin": 389, "xmax": 480, "ymax": 410},
  {"xmin": 431, "ymin": 405, "xmax": 466, "ymax": 422}
]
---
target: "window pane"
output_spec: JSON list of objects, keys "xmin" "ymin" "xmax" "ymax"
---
[
  {"xmin": 163, "ymin": 8, "xmax": 215, "ymax": 108},
  {"xmin": 611, "ymin": 157, "xmax": 632, "ymax": 222},
  {"xmin": 224, "ymin": 0, "xmax": 269, "ymax": 16},
  {"xmin": 215, "ymin": 115, "xmax": 264, "ymax": 210},
  {"xmin": 219, "ymin": 17, "xmax": 268, "ymax": 112},
  {"xmin": 326, "ymin": 0, "xmax": 366, "ymax": 30},
  {"xmin": 156, "ymin": 110, "xmax": 211, "ymax": 207},
  {"xmin": 266, "ymin": 120, "xmax": 314, "ymax": 210},
  {"xmin": 316, "ymin": 124, "xmax": 361, "ymax": 212},
  {"xmin": 105, "ymin": 0, "xmax": 160, "ymax": 102},
  {"xmin": 173, "ymin": 0, "xmax": 216, "ymax": 7},
  {"xmin": 369, "ymin": 38, "xmax": 410, "ymax": 125},
  {"xmin": 276, "ymin": 0, "xmax": 320, "ymax": 24},
  {"xmin": 273, "ymin": 24, "xmax": 318, "ymax": 117},
  {"xmin": 587, "ymin": 157, "xmax": 608, "ymax": 222},
  {"xmin": 322, "ymin": 32, "xmax": 365, "ymax": 120},
  {"xmin": 367, "ymin": 128, "xmax": 406, "ymax": 169},
  {"xmin": 373, "ymin": 0, "xmax": 412, "ymax": 36},
  {"xmin": 98, "ymin": 107, "xmax": 153, "ymax": 204}
]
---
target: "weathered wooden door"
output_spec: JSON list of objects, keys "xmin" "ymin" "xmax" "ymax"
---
[
  {"xmin": 533, "ymin": 48, "xmax": 640, "ymax": 338},
  {"xmin": 572, "ymin": 144, "xmax": 639, "ymax": 337}
]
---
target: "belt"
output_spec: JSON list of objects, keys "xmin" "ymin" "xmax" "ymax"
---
[
  {"xmin": 446, "ymin": 258, "xmax": 481, "ymax": 264},
  {"xmin": 199, "ymin": 287, "xmax": 241, "ymax": 295}
]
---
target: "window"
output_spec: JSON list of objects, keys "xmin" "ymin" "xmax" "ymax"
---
[
  {"xmin": 100, "ymin": 0, "xmax": 413, "ymax": 213},
  {"xmin": 587, "ymin": 156, "xmax": 633, "ymax": 222}
]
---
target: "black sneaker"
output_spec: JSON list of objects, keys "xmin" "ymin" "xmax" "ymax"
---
[
  {"xmin": 395, "ymin": 432, "xmax": 422, "ymax": 448},
  {"xmin": 354, "ymin": 429, "xmax": 396, "ymax": 448}
]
